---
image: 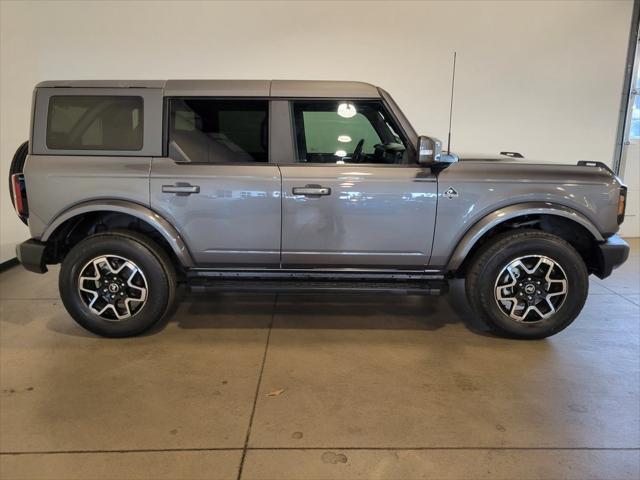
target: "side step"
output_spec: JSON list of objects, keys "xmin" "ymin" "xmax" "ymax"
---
[{"xmin": 188, "ymin": 278, "xmax": 448, "ymax": 295}]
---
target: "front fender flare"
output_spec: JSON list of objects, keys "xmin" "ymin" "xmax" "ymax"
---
[
  {"xmin": 446, "ymin": 202, "xmax": 604, "ymax": 272},
  {"xmin": 41, "ymin": 199, "xmax": 194, "ymax": 267}
]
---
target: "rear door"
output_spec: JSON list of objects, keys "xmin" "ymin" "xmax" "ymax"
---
[
  {"xmin": 279, "ymin": 99, "xmax": 438, "ymax": 268},
  {"xmin": 150, "ymin": 98, "xmax": 281, "ymax": 267}
]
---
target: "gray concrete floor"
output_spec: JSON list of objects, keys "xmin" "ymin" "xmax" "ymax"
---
[{"xmin": 0, "ymin": 240, "xmax": 638, "ymax": 480}]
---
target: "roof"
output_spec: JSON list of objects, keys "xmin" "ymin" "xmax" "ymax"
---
[
  {"xmin": 35, "ymin": 80, "xmax": 167, "ymax": 89},
  {"xmin": 270, "ymin": 80, "xmax": 379, "ymax": 98},
  {"xmin": 35, "ymin": 79, "xmax": 381, "ymax": 98}
]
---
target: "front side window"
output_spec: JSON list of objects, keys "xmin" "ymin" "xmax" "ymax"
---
[
  {"xmin": 47, "ymin": 96, "xmax": 143, "ymax": 150},
  {"xmin": 292, "ymin": 101, "xmax": 408, "ymax": 164},
  {"xmin": 169, "ymin": 99, "xmax": 268, "ymax": 163}
]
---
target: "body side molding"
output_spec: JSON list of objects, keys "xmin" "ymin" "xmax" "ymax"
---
[
  {"xmin": 41, "ymin": 199, "xmax": 194, "ymax": 267},
  {"xmin": 445, "ymin": 202, "xmax": 605, "ymax": 272}
]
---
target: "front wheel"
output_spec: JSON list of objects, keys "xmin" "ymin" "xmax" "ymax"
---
[
  {"xmin": 465, "ymin": 230, "xmax": 588, "ymax": 339},
  {"xmin": 59, "ymin": 231, "xmax": 176, "ymax": 337}
]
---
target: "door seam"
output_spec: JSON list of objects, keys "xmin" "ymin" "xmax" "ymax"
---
[
  {"xmin": 277, "ymin": 164, "xmax": 283, "ymax": 269},
  {"xmin": 427, "ymin": 173, "xmax": 440, "ymax": 266},
  {"xmin": 147, "ymin": 157, "xmax": 153, "ymax": 207}
]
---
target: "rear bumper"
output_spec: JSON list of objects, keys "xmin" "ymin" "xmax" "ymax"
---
[
  {"xmin": 15, "ymin": 239, "xmax": 48, "ymax": 274},
  {"xmin": 595, "ymin": 235, "xmax": 629, "ymax": 279}
]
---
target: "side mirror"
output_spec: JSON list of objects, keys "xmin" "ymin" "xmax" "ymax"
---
[{"xmin": 417, "ymin": 136, "xmax": 442, "ymax": 165}]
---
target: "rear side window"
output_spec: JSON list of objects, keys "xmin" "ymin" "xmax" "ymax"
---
[
  {"xmin": 168, "ymin": 99, "xmax": 268, "ymax": 163},
  {"xmin": 47, "ymin": 96, "xmax": 143, "ymax": 151}
]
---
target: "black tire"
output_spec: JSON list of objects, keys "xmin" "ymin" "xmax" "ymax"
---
[
  {"xmin": 59, "ymin": 231, "xmax": 176, "ymax": 338},
  {"xmin": 465, "ymin": 229, "xmax": 588, "ymax": 339},
  {"xmin": 9, "ymin": 141, "xmax": 28, "ymax": 217}
]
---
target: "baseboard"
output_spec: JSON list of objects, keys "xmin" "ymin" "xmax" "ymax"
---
[{"xmin": 0, "ymin": 257, "xmax": 19, "ymax": 273}]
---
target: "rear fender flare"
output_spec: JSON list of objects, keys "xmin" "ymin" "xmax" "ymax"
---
[{"xmin": 41, "ymin": 199, "xmax": 194, "ymax": 267}]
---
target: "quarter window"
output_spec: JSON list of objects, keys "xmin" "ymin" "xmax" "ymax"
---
[
  {"xmin": 292, "ymin": 101, "xmax": 408, "ymax": 164},
  {"xmin": 168, "ymin": 99, "xmax": 268, "ymax": 163},
  {"xmin": 46, "ymin": 96, "xmax": 143, "ymax": 150}
]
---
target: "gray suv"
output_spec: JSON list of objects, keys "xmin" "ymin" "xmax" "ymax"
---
[{"xmin": 9, "ymin": 80, "xmax": 629, "ymax": 339}]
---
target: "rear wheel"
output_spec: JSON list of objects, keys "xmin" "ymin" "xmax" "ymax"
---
[
  {"xmin": 59, "ymin": 231, "xmax": 176, "ymax": 337},
  {"xmin": 465, "ymin": 230, "xmax": 588, "ymax": 339}
]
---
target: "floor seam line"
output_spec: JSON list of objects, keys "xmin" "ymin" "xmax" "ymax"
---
[
  {"xmin": 2, "ymin": 447, "xmax": 638, "ymax": 456},
  {"xmin": 236, "ymin": 294, "xmax": 277, "ymax": 480},
  {"xmin": 591, "ymin": 279, "xmax": 639, "ymax": 306},
  {"xmin": 618, "ymin": 294, "xmax": 640, "ymax": 307},
  {"xmin": 592, "ymin": 280, "xmax": 621, "ymax": 295},
  {"xmin": 594, "ymin": 282, "xmax": 635, "ymax": 300},
  {"xmin": 242, "ymin": 446, "xmax": 640, "ymax": 451},
  {"xmin": 607, "ymin": 288, "xmax": 639, "ymax": 306},
  {"xmin": 0, "ymin": 448, "xmax": 243, "ymax": 455}
]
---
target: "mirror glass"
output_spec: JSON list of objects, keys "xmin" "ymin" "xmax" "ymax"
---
[{"xmin": 417, "ymin": 136, "xmax": 442, "ymax": 164}]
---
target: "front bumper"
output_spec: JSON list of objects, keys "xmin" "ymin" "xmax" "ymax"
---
[
  {"xmin": 16, "ymin": 239, "xmax": 48, "ymax": 274},
  {"xmin": 595, "ymin": 235, "xmax": 629, "ymax": 279}
]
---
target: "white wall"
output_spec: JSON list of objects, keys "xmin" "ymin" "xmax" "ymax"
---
[{"xmin": 0, "ymin": 0, "xmax": 635, "ymax": 262}]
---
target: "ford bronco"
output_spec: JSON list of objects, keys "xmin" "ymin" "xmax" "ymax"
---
[{"xmin": 9, "ymin": 80, "xmax": 629, "ymax": 338}]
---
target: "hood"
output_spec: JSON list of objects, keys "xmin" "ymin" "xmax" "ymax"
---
[
  {"xmin": 455, "ymin": 154, "xmax": 617, "ymax": 176},
  {"xmin": 457, "ymin": 152, "xmax": 525, "ymax": 162}
]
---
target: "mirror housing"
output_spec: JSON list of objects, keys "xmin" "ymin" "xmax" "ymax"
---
[
  {"xmin": 417, "ymin": 136, "xmax": 441, "ymax": 165},
  {"xmin": 417, "ymin": 136, "xmax": 459, "ymax": 165}
]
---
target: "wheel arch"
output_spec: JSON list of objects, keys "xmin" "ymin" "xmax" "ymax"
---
[
  {"xmin": 448, "ymin": 202, "xmax": 604, "ymax": 276},
  {"xmin": 41, "ymin": 199, "xmax": 194, "ymax": 268}
]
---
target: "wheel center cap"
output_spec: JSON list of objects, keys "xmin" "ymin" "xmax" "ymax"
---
[
  {"xmin": 524, "ymin": 284, "xmax": 536, "ymax": 295},
  {"xmin": 108, "ymin": 283, "xmax": 120, "ymax": 293}
]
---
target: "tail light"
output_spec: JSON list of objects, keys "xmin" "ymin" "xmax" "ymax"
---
[
  {"xmin": 11, "ymin": 173, "xmax": 28, "ymax": 221},
  {"xmin": 617, "ymin": 186, "xmax": 627, "ymax": 225}
]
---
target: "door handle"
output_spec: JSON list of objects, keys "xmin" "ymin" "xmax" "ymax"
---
[
  {"xmin": 292, "ymin": 185, "xmax": 331, "ymax": 196},
  {"xmin": 162, "ymin": 184, "xmax": 200, "ymax": 195}
]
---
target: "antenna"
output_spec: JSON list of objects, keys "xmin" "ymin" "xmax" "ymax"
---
[{"xmin": 446, "ymin": 51, "xmax": 457, "ymax": 155}]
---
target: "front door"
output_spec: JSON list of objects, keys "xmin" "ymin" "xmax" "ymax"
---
[
  {"xmin": 151, "ymin": 98, "xmax": 281, "ymax": 267},
  {"xmin": 280, "ymin": 100, "xmax": 437, "ymax": 268}
]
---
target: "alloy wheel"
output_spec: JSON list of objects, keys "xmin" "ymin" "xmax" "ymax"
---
[
  {"xmin": 494, "ymin": 255, "xmax": 568, "ymax": 323},
  {"xmin": 77, "ymin": 255, "xmax": 148, "ymax": 321}
]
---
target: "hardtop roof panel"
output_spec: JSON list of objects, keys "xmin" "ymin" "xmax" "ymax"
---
[
  {"xmin": 270, "ymin": 80, "xmax": 380, "ymax": 98},
  {"xmin": 35, "ymin": 80, "xmax": 166, "ymax": 89},
  {"xmin": 35, "ymin": 79, "xmax": 382, "ymax": 98},
  {"xmin": 164, "ymin": 80, "xmax": 271, "ymax": 97}
]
